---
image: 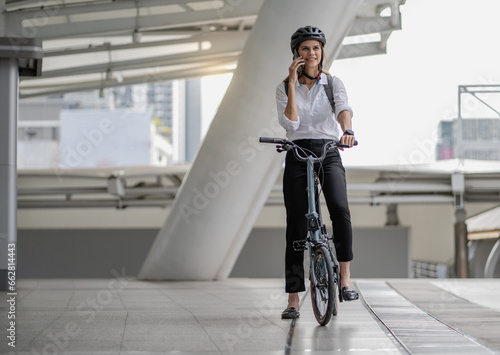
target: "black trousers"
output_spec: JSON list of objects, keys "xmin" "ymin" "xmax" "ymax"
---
[{"xmin": 283, "ymin": 139, "xmax": 353, "ymax": 293}]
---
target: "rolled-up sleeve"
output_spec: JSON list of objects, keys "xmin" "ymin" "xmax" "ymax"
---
[
  {"xmin": 332, "ymin": 77, "xmax": 354, "ymax": 119},
  {"xmin": 276, "ymin": 82, "xmax": 300, "ymax": 131}
]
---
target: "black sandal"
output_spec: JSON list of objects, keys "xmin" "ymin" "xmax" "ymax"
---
[
  {"xmin": 341, "ymin": 286, "xmax": 359, "ymax": 301},
  {"xmin": 281, "ymin": 307, "xmax": 300, "ymax": 319}
]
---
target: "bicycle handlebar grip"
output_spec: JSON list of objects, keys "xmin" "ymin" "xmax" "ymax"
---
[
  {"xmin": 338, "ymin": 140, "xmax": 358, "ymax": 148},
  {"xmin": 259, "ymin": 137, "xmax": 287, "ymax": 144}
]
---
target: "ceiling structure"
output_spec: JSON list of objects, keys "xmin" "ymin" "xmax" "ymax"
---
[
  {"xmin": 5, "ymin": 0, "xmax": 499, "ymax": 211},
  {"xmin": 1, "ymin": 0, "xmax": 404, "ymax": 98},
  {"xmin": 6, "ymin": 0, "xmax": 499, "ymax": 211}
]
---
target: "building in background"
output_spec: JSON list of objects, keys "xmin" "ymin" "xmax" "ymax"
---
[
  {"xmin": 436, "ymin": 85, "xmax": 500, "ymax": 161},
  {"xmin": 60, "ymin": 109, "xmax": 153, "ymax": 169},
  {"xmin": 436, "ymin": 119, "xmax": 500, "ymax": 161},
  {"xmin": 18, "ymin": 78, "xmax": 203, "ymax": 169}
]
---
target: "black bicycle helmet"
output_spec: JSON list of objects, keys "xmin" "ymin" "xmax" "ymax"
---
[{"xmin": 290, "ymin": 26, "xmax": 326, "ymax": 52}]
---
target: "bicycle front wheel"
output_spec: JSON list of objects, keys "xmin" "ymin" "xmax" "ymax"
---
[{"xmin": 310, "ymin": 246, "xmax": 337, "ymax": 326}]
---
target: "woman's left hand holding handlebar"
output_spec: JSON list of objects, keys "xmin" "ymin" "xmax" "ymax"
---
[
  {"xmin": 339, "ymin": 132, "xmax": 355, "ymax": 151},
  {"xmin": 337, "ymin": 110, "xmax": 355, "ymax": 151}
]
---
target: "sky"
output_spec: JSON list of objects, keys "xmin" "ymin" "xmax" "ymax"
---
[{"xmin": 202, "ymin": 0, "xmax": 500, "ymax": 166}]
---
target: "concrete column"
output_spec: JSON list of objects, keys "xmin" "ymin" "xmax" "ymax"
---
[
  {"xmin": 185, "ymin": 78, "xmax": 201, "ymax": 162},
  {"xmin": 0, "ymin": 37, "xmax": 42, "ymax": 290},
  {"xmin": 0, "ymin": 58, "xmax": 19, "ymax": 290},
  {"xmin": 385, "ymin": 203, "xmax": 400, "ymax": 226},
  {"xmin": 454, "ymin": 208, "xmax": 468, "ymax": 278},
  {"xmin": 172, "ymin": 79, "xmax": 186, "ymax": 164},
  {"xmin": 0, "ymin": 1, "xmax": 5, "ymax": 37}
]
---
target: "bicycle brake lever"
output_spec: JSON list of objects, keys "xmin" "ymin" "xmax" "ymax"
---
[{"xmin": 277, "ymin": 143, "xmax": 294, "ymax": 153}]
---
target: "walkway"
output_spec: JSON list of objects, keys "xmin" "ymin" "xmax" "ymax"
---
[{"xmin": 2, "ymin": 278, "xmax": 500, "ymax": 354}]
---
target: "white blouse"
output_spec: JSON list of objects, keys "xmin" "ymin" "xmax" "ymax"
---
[{"xmin": 276, "ymin": 73, "xmax": 353, "ymax": 141}]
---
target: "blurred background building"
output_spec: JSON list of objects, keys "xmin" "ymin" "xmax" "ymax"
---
[
  {"xmin": 437, "ymin": 85, "xmax": 500, "ymax": 161},
  {"xmin": 17, "ymin": 78, "xmax": 203, "ymax": 170}
]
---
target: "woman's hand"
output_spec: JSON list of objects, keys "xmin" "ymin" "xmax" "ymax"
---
[
  {"xmin": 339, "ymin": 133, "xmax": 355, "ymax": 151},
  {"xmin": 284, "ymin": 56, "xmax": 304, "ymax": 122},
  {"xmin": 288, "ymin": 55, "xmax": 304, "ymax": 84},
  {"xmin": 338, "ymin": 110, "xmax": 354, "ymax": 151}
]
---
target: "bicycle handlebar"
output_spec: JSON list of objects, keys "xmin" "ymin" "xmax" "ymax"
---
[
  {"xmin": 258, "ymin": 137, "xmax": 288, "ymax": 144},
  {"xmin": 259, "ymin": 137, "xmax": 358, "ymax": 163}
]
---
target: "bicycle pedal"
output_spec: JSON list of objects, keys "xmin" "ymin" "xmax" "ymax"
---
[{"xmin": 293, "ymin": 240, "xmax": 308, "ymax": 251}]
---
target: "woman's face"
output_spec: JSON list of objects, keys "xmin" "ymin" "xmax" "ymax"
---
[{"xmin": 297, "ymin": 40, "xmax": 322, "ymax": 69}]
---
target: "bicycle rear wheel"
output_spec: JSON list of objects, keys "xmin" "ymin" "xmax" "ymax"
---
[{"xmin": 310, "ymin": 246, "xmax": 338, "ymax": 326}]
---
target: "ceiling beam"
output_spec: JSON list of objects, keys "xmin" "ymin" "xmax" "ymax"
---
[
  {"xmin": 24, "ymin": 30, "xmax": 248, "ymax": 81},
  {"xmin": 27, "ymin": 49, "xmax": 240, "ymax": 79},
  {"xmin": 338, "ymin": 41, "xmax": 387, "ymax": 59},
  {"xmin": 43, "ymin": 30, "xmax": 250, "ymax": 57},
  {"xmin": 5, "ymin": 0, "xmax": 263, "ymax": 39},
  {"xmin": 6, "ymin": 0, "xmax": 232, "ymax": 14},
  {"xmin": 348, "ymin": 13, "xmax": 401, "ymax": 37},
  {"xmin": 20, "ymin": 62, "xmax": 235, "ymax": 98}
]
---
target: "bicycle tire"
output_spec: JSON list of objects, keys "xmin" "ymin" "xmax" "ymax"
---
[{"xmin": 310, "ymin": 245, "xmax": 338, "ymax": 326}]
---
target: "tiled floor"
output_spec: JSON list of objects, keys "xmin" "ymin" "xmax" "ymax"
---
[{"xmin": 1, "ymin": 278, "xmax": 499, "ymax": 354}]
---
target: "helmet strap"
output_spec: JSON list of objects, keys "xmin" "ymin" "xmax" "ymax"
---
[{"xmin": 303, "ymin": 71, "xmax": 320, "ymax": 81}]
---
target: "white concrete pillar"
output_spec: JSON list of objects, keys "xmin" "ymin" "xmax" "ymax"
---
[
  {"xmin": 0, "ymin": 58, "xmax": 18, "ymax": 290},
  {"xmin": 0, "ymin": 38, "xmax": 42, "ymax": 289}
]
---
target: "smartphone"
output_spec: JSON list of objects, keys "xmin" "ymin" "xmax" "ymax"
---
[{"xmin": 293, "ymin": 49, "xmax": 303, "ymax": 74}]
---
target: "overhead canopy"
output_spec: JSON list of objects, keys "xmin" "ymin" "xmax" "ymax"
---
[{"xmin": 1, "ymin": 0, "xmax": 404, "ymax": 98}]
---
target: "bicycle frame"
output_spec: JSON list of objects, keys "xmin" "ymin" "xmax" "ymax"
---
[
  {"xmin": 305, "ymin": 155, "xmax": 325, "ymax": 290},
  {"xmin": 294, "ymin": 150, "xmax": 343, "ymax": 302},
  {"xmin": 259, "ymin": 136, "xmax": 357, "ymax": 324}
]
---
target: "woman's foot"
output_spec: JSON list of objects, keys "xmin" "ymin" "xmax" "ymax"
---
[
  {"xmin": 281, "ymin": 307, "xmax": 300, "ymax": 319},
  {"xmin": 341, "ymin": 286, "xmax": 359, "ymax": 301},
  {"xmin": 287, "ymin": 292, "xmax": 300, "ymax": 311},
  {"xmin": 339, "ymin": 261, "xmax": 353, "ymax": 289},
  {"xmin": 340, "ymin": 261, "xmax": 359, "ymax": 301},
  {"xmin": 282, "ymin": 292, "xmax": 300, "ymax": 319}
]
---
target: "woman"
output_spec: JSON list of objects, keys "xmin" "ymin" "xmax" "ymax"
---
[{"xmin": 276, "ymin": 26, "xmax": 358, "ymax": 319}]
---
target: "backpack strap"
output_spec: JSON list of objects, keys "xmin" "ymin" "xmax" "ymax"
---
[
  {"xmin": 323, "ymin": 75, "xmax": 336, "ymax": 113},
  {"xmin": 283, "ymin": 76, "xmax": 336, "ymax": 113}
]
